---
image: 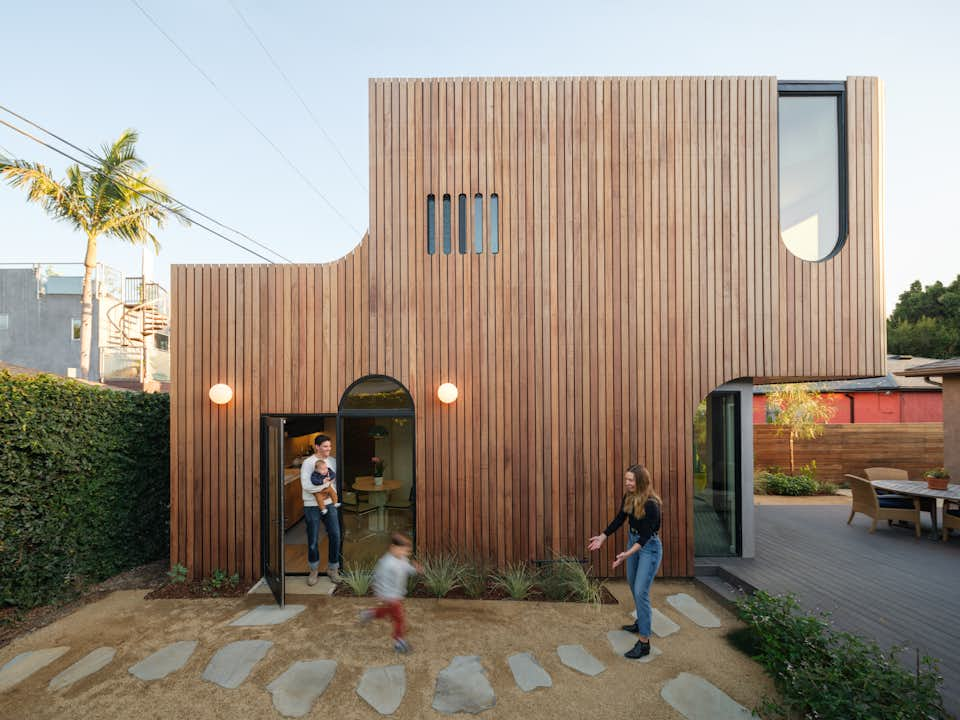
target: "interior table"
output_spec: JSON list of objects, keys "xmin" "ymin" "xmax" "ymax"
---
[
  {"xmin": 352, "ymin": 477, "xmax": 402, "ymax": 532},
  {"xmin": 871, "ymin": 479, "xmax": 960, "ymax": 540}
]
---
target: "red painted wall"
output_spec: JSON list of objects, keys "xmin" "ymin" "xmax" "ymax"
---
[{"xmin": 753, "ymin": 391, "xmax": 943, "ymax": 424}]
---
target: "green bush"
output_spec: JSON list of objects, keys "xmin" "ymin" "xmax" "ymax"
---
[
  {"xmin": 736, "ymin": 591, "xmax": 947, "ymax": 719},
  {"xmin": 340, "ymin": 560, "xmax": 375, "ymax": 596},
  {"xmin": 492, "ymin": 562, "xmax": 537, "ymax": 600},
  {"xmin": 459, "ymin": 555, "xmax": 492, "ymax": 599},
  {"xmin": 0, "ymin": 371, "xmax": 169, "ymax": 608},
  {"xmin": 537, "ymin": 557, "xmax": 604, "ymax": 605},
  {"xmin": 763, "ymin": 471, "xmax": 818, "ymax": 496},
  {"xmin": 419, "ymin": 552, "xmax": 463, "ymax": 598}
]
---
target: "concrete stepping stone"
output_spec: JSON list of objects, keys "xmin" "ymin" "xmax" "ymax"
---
[
  {"xmin": 357, "ymin": 664, "xmax": 406, "ymax": 715},
  {"xmin": 507, "ymin": 652, "xmax": 552, "ymax": 692},
  {"xmin": 0, "ymin": 647, "xmax": 69, "ymax": 692},
  {"xmin": 202, "ymin": 640, "xmax": 273, "ymax": 689},
  {"xmin": 432, "ymin": 655, "xmax": 496, "ymax": 714},
  {"xmin": 48, "ymin": 647, "xmax": 115, "ymax": 691},
  {"xmin": 229, "ymin": 604, "xmax": 305, "ymax": 626},
  {"xmin": 266, "ymin": 659, "xmax": 337, "ymax": 718},
  {"xmin": 660, "ymin": 672, "xmax": 752, "ymax": 720},
  {"xmin": 631, "ymin": 608, "xmax": 681, "ymax": 637},
  {"xmin": 606, "ymin": 631, "xmax": 662, "ymax": 663},
  {"xmin": 557, "ymin": 644, "xmax": 605, "ymax": 677},
  {"xmin": 129, "ymin": 641, "xmax": 198, "ymax": 681},
  {"xmin": 666, "ymin": 593, "xmax": 722, "ymax": 628}
]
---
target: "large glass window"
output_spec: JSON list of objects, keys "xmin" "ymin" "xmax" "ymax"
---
[
  {"xmin": 340, "ymin": 376, "xmax": 414, "ymax": 411},
  {"xmin": 778, "ymin": 82, "xmax": 847, "ymax": 262},
  {"xmin": 693, "ymin": 393, "xmax": 741, "ymax": 557}
]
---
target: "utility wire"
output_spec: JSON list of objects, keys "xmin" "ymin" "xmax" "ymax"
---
[
  {"xmin": 227, "ymin": 0, "xmax": 368, "ymax": 193},
  {"xmin": 129, "ymin": 0, "xmax": 362, "ymax": 237},
  {"xmin": 0, "ymin": 117, "xmax": 277, "ymax": 263},
  {"xmin": 0, "ymin": 103, "xmax": 293, "ymax": 263}
]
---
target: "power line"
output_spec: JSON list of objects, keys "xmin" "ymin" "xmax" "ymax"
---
[
  {"xmin": 129, "ymin": 0, "xmax": 363, "ymax": 237},
  {"xmin": 0, "ymin": 103, "xmax": 293, "ymax": 263},
  {"xmin": 227, "ymin": 0, "xmax": 368, "ymax": 193},
  {"xmin": 0, "ymin": 116, "xmax": 278, "ymax": 264}
]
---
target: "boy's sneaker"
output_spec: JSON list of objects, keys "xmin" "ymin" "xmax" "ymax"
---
[
  {"xmin": 334, "ymin": 502, "xmax": 342, "ymax": 507},
  {"xmin": 358, "ymin": 609, "xmax": 374, "ymax": 625},
  {"xmin": 393, "ymin": 638, "xmax": 411, "ymax": 654}
]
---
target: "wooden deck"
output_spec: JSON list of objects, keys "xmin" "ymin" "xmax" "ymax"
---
[{"xmin": 713, "ymin": 504, "xmax": 960, "ymax": 715}]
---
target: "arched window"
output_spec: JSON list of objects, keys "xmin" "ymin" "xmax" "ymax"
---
[
  {"xmin": 778, "ymin": 82, "xmax": 847, "ymax": 262},
  {"xmin": 339, "ymin": 375, "xmax": 414, "ymax": 412}
]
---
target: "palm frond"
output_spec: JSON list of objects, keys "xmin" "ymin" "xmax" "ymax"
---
[{"xmin": 0, "ymin": 159, "xmax": 88, "ymax": 231}]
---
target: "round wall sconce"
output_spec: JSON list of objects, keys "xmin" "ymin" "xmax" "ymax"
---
[
  {"xmin": 437, "ymin": 382, "xmax": 458, "ymax": 404},
  {"xmin": 209, "ymin": 383, "xmax": 233, "ymax": 405}
]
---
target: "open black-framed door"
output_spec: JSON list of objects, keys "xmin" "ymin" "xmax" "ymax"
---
[{"xmin": 261, "ymin": 416, "xmax": 285, "ymax": 606}]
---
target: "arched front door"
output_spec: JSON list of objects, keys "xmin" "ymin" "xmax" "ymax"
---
[{"xmin": 338, "ymin": 375, "xmax": 415, "ymax": 564}]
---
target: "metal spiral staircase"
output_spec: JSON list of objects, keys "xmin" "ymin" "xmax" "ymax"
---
[{"xmin": 102, "ymin": 277, "xmax": 169, "ymax": 385}]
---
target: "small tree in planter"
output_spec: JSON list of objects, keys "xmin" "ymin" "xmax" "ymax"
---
[{"xmin": 766, "ymin": 384, "xmax": 836, "ymax": 474}]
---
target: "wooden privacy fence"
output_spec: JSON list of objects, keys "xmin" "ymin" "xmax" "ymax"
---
[{"xmin": 754, "ymin": 423, "xmax": 944, "ymax": 482}]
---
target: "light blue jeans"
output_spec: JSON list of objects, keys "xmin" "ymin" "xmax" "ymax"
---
[{"xmin": 625, "ymin": 532, "xmax": 662, "ymax": 637}]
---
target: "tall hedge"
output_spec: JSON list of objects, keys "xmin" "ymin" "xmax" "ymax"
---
[{"xmin": 0, "ymin": 370, "xmax": 169, "ymax": 608}]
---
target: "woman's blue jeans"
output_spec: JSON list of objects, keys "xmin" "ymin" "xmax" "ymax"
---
[
  {"xmin": 304, "ymin": 505, "xmax": 341, "ymax": 571},
  {"xmin": 625, "ymin": 533, "xmax": 662, "ymax": 637}
]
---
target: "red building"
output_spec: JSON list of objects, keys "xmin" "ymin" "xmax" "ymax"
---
[{"xmin": 754, "ymin": 355, "xmax": 943, "ymax": 424}]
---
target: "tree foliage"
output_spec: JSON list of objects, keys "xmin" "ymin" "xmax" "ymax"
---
[
  {"xmin": 766, "ymin": 384, "xmax": 836, "ymax": 474},
  {"xmin": 887, "ymin": 276, "xmax": 960, "ymax": 359}
]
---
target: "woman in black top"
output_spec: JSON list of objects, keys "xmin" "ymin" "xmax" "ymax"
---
[{"xmin": 588, "ymin": 464, "xmax": 662, "ymax": 659}]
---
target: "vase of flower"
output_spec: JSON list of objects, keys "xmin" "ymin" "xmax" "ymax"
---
[
  {"xmin": 372, "ymin": 456, "xmax": 385, "ymax": 486},
  {"xmin": 924, "ymin": 467, "xmax": 950, "ymax": 491}
]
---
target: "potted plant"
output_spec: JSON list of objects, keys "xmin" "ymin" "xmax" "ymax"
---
[
  {"xmin": 372, "ymin": 456, "xmax": 386, "ymax": 486},
  {"xmin": 924, "ymin": 467, "xmax": 951, "ymax": 491}
]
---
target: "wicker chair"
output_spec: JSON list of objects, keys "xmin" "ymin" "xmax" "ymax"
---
[
  {"xmin": 943, "ymin": 501, "xmax": 960, "ymax": 542},
  {"xmin": 844, "ymin": 474, "xmax": 921, "ymax": 538},
  {"xmin": 864, "ymin": 467, "xmax": 936, "ymax": 526}
]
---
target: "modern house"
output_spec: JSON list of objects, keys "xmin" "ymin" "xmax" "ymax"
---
[
  {"xmin": 752, "ymin": 355, "xmax": 943, "ymax": 424},
  {"xmin": 0, "ymin": 263, "xmax": 171, "ymax": 390},
  {"xmin": 169, "ymin": 76, "xmax": 886, "ymax": 602}
]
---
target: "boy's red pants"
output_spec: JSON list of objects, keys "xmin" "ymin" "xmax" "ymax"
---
[{"xmin": 372, "ymin": 600, "xmax": 405, "ymax": 640}]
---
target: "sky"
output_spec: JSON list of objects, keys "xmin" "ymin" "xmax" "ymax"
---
[{"xmin": 1, "ymin": 0, "xmax": 958, "ymax": 314}]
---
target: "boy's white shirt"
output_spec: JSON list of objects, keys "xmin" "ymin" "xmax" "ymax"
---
[
  {"xmin": 373, "ymin": 553, "xmax": 417, "ymax": 600},
  {"xmin": 300, "ymin": 455, "xmax": 337, "ymax": 506}
]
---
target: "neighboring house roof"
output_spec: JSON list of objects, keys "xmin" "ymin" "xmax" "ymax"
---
[
  {"xmin": 754, "ymin": 355, "xmax": 942, "ymax": 394},
  {"xmin": 897, "ymin": 357, "xmax": 960, "ymax": 378}
]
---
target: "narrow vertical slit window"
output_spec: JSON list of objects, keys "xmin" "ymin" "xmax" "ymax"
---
[
  {"xmin": 426, "ymin": 194, "xmax": 436, "ymax": 255},
  {"xmin": 458, "ymin": 193, "xmax": 467, "ymax": 254},
  {"xmin": 473, "ymin": 194, "xmax": 483, "ymax": 253},
  {"xmin": 442, "ymin": 194, "xmax": 452, "ymax": 254},
  {"xmin": 489, "ymin": 194, "xmax": 499, "ymax": 254}
]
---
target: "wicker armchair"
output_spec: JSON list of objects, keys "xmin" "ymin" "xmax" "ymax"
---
[
  {"xmin": 864, "ymin": 467, "xmax": 936, "ymax": 525},
  {"xmin": 943, "ymin": 501, "xmax": 960, "ymax": 542},
  {"xmin": 844, "ymin": 474, "xmax": 921, "ymax": 538}
]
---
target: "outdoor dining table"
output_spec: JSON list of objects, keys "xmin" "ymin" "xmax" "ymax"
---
[{"xmin": 871, "ymin": 479, "xmax": 960, "ymax": 540}]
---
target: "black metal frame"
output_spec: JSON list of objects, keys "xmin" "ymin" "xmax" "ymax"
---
[
  {"xmin": 698, "ymin": 391, "xmax": 743, "ymax": 557},
  {"xmin": 259, "ymin": 415, "xmax": 286, "ymax": 605},
  {"xmin": 777, "ymin": 80, "xmax": 848, "ymax": 262}
]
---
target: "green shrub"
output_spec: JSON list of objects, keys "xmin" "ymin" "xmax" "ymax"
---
[
  {"xmin": 764, "ymin": 472, "xmax": 818, "ymax": 496},
  {"xmin": 0, "ymin": 371, "xmax": 169, "ymax": 609},
  {"xmin": 340, "ymin": 560, "xmax": 375, "ymax": 596},
  {"xmin": 492, "ymin": 562, "xmax": 537, "ymax": 600},
  {"xmin": 459, "ymin": 555, "xmax": 492, "ymax": 599},
  {"xmin": 537, "ymin": 557, "xmax": 604, "ymax": 605},
  {"xmin": 816, "ymin": 481, "xmax": 839, "ymax": 495},
  {"xmin": 167, "ymin": 564, "xmax": 188, "ymax": 584},
  {"xmin": 419, "ymin": 552, "xmax": 463, "ymax": 597},
  {"xmin": 736, "ymin": 591, "xmax": 947, "ymax": 719}
]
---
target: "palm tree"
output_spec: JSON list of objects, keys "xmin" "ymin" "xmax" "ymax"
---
[{"xmin": 0, "ymin": 130, "xmax": 187, "ymax": 378}]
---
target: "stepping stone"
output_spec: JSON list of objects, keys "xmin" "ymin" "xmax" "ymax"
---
[
  {"xmin": 129, "ymin": 641, "xmax": 198, "ymax": 681},
  {"xmin": 606, "ymin": 631, "xmax": 662, "ymax": 663},
  {"xmin": 202, "ymin": 640, "xmax": 273, "ymax": 689},
  {"xmin": 507, "ymin": 652, "xmax": 552, "ymax": 692},
  {"xmin": 557, "ymin": 644, "xmax": 605, "ymax": 677},
  {"xmin": 229, "ymin": 604, "xmax": 305, "ymax": 626},
  {"xmin": 666, "ymin": 593, "xmax": 721, "ymax": 628},
  {"xmin": 432, "ymin": 655, "xmax": 496, "ymax": 714},
  {"xmin": 0, "ymin": 647, "xmax": 69, "ymax": 692},
  {"xmin": 660, "ymin": 672, "xmax": 752, "ymax": 720},
  {"xmin": 266, "ymin": 660, "xmax": 337, "ymax": 718},
  {"xmin": 48, "ymin": 647, "xmax": 116, "ymax": 691},
  {"xmin": 357, "ymin": 664, "xmax": 406, "ymax": 715},
  {"xmin": 631, "ymin": 608, "xmax": 681, "ymax": 637}
]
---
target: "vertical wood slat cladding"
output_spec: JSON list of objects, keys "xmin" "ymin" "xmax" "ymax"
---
[{"xmin": 170, "ymin": 76, "xmax": 884, "ymax": 581}]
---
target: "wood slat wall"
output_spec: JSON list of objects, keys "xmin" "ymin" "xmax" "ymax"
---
[
  {"xmin": 754, "ymin": 423, "xmax": 944, "ymax": 484},
  {"xmin": 170, "ymin": 76, "xmax": 885, "ymax": 580}
]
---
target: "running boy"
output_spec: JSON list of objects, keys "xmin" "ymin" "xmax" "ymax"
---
[{"xmin": 359, "ymin": 533, "xmax": 421, "ymax": 653}]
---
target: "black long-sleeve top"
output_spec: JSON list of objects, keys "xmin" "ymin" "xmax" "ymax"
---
[{"xmin": 603, "ymin": 497, "xmax": 661, "ymax": 547}]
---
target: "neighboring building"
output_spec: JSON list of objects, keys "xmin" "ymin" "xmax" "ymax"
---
[
  {"xmin": 898, "ymin": 358, "xmax": 960, "ymax": 480},
  {"xmin": 0, "ymin": 264, "xmax": 170, "ymax": 391},
  {"xmin": 169, "ymin": 76, "xmax": 887, "ymax": 601},
  {"xmin": 753, "ymin": 355, "xmax": 943, "ymax": 424}
]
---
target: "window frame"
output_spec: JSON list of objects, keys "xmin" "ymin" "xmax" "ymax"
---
[
  {"xmin": 777, "ymin": 80, "xmax": 848, "ymax": 262},
  {"xmin": 70, "ymin": 317, "xmax": 81, "ymax": 342}
]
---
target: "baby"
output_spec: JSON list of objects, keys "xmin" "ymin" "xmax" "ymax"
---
[{"xmin": 310, "ymin": 459, "xmax": 341, "ymax": 515}]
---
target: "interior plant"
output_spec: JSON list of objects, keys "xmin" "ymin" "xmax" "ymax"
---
[
  {"xmin": 371, "ymin": 456, "xmax": 386, "ymax": 477},
  {"xmin": 492, "ymin": 562, "xmax": 537, "ymax": 600},
  {"xmin": 924, "ymin": 467, "xmax": 951, "ymax": 491},
  {"xmin": 418, "ymin": 552, "xmax": 462, "ymax": 597}
]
